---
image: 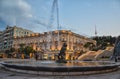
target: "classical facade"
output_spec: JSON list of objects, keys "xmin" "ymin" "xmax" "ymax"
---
[
  {"xmin": 13, "ymin": 30, "xmax": 96, "ymax": 59},
  {"xmin": 0, "ymin": 26, "xmax": 34, "ymax": 51}
]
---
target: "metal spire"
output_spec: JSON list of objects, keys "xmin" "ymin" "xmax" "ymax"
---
[{"xmin": 95, "ymin": 25, "xmax": 97, "ymax": 36}]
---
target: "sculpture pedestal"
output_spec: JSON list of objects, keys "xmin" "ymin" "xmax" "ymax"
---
[{"xmin": 56, "ymin": 59, "xmax": 67, "ymax": 63}]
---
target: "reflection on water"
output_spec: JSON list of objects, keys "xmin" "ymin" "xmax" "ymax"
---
[{"xmin": 5, "ymin": 60, "xmax": 115, "ymax": 67}]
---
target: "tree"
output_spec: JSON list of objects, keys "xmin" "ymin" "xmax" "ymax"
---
[
  {"xmin": 84, "ymin": 42, "xmax": 95, "ymax": 50},
  {"xmin": 18, "ymin": 44, "xmax": 25, "ymax": 53},
  {"xmin": 24, "ymin": 46, "xmax": 34, "ymax": 56},
  {"xmin": 10, "ymin": 48, "xmax": 15, "ymax": 53},
  {"xmin": 92, "ymin": 36, "xmax": 117, "ymax": 50},
  {"xmin": 5, "ymin": 50, "xmax": 10, "ymax": 58},
  {"xmin": 5, "ymin": 50, "xmax": 10, "ymax": 54}
]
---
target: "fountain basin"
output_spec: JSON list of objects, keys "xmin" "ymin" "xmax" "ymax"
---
[{"xmin": 1, "ymin": 60, "xmax": 119, "ymax": 75}]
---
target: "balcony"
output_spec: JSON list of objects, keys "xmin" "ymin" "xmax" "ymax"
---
[
  {"xmin": 4, "ymin": 40, "xmax": 7, "ymax": 43},
  {"xmin": 4, "ymin": 37, "xmax": 8, "ymax": 40},
  {"xmin": 4, "ymin": 33, "xmax": 10, "ymax": 36}
]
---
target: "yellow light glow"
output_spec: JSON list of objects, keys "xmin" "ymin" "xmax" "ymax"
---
[
  {"xmin": 67, "ymin": 47, "xmax": 69, "ymax": 50},
  {"xmin": 62, "ymin": 30, "xmax": 66, "ymax": 33},
  {"xmin": 54, "ymin": 31, "xmax": 58, "ymax": 33},
  {"xmin": 36, "ymin": 33, "xmax": 39, "ymax": 35},
  {"xmin": 51, "ymin": 54, "xmax": 55, "ymax": 60},
  {"xmin": 51, "ymin": 46, "xmax": 55, "ymax": 51},
  {"xmin": 58, "ymin": 46, "xmax": 61, "ymax": 50},
  {"xmin": 66, "ymin": 53, "xmax": 69, "ymax": 60}
]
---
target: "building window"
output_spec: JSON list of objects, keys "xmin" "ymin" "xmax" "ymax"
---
[
  {"xmin": 50, "ymin": 45, "xmax": 52, "ymax": 50},
  {"xmin": 55, "ymin": 41, "xmax": 58, "ymax": 49}
]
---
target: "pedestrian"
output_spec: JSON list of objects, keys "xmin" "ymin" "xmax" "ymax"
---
[
  {"xmin": 115, "ymin": 57, "xmax": 117, "ymax": 62},
  {"xmin": 35, "ymin": 52, "xmax": 38, "ymax": 61}
]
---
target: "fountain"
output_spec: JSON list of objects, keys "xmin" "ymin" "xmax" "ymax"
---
[
  {"xmin": 1, "ymin": 43, "xmax": 119, "ymax": 75},
  {"xmin": 1, "ymin": 59, "xmax": 119, "ymax": 75}
]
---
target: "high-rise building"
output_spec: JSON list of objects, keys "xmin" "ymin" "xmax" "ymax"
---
[{"xmin": 0, "ymin": 26, "xmax": 34, "ymax": 51}]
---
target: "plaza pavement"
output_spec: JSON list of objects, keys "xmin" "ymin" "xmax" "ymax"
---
[{"xmin": 0, "ymin": 58, "xmax": 120, "ymax": 79}]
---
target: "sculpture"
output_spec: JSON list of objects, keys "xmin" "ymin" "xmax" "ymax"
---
[{"xmin": 57, "ymin": 43, "xmax": 67, "ymax": 63}]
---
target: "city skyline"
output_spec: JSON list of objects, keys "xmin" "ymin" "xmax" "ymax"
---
[{"xmin": 0, "ymin": 0, "xmax": 120, "ymax": 36}]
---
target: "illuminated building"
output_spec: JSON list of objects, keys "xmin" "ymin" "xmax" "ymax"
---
[
  {"xmin": 13, "ymin": 30, "xmax": 96, "ymax": 60},
  {"xmin": 0, "ymin": 26, "xmax": 33, "ymax": 51}
]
